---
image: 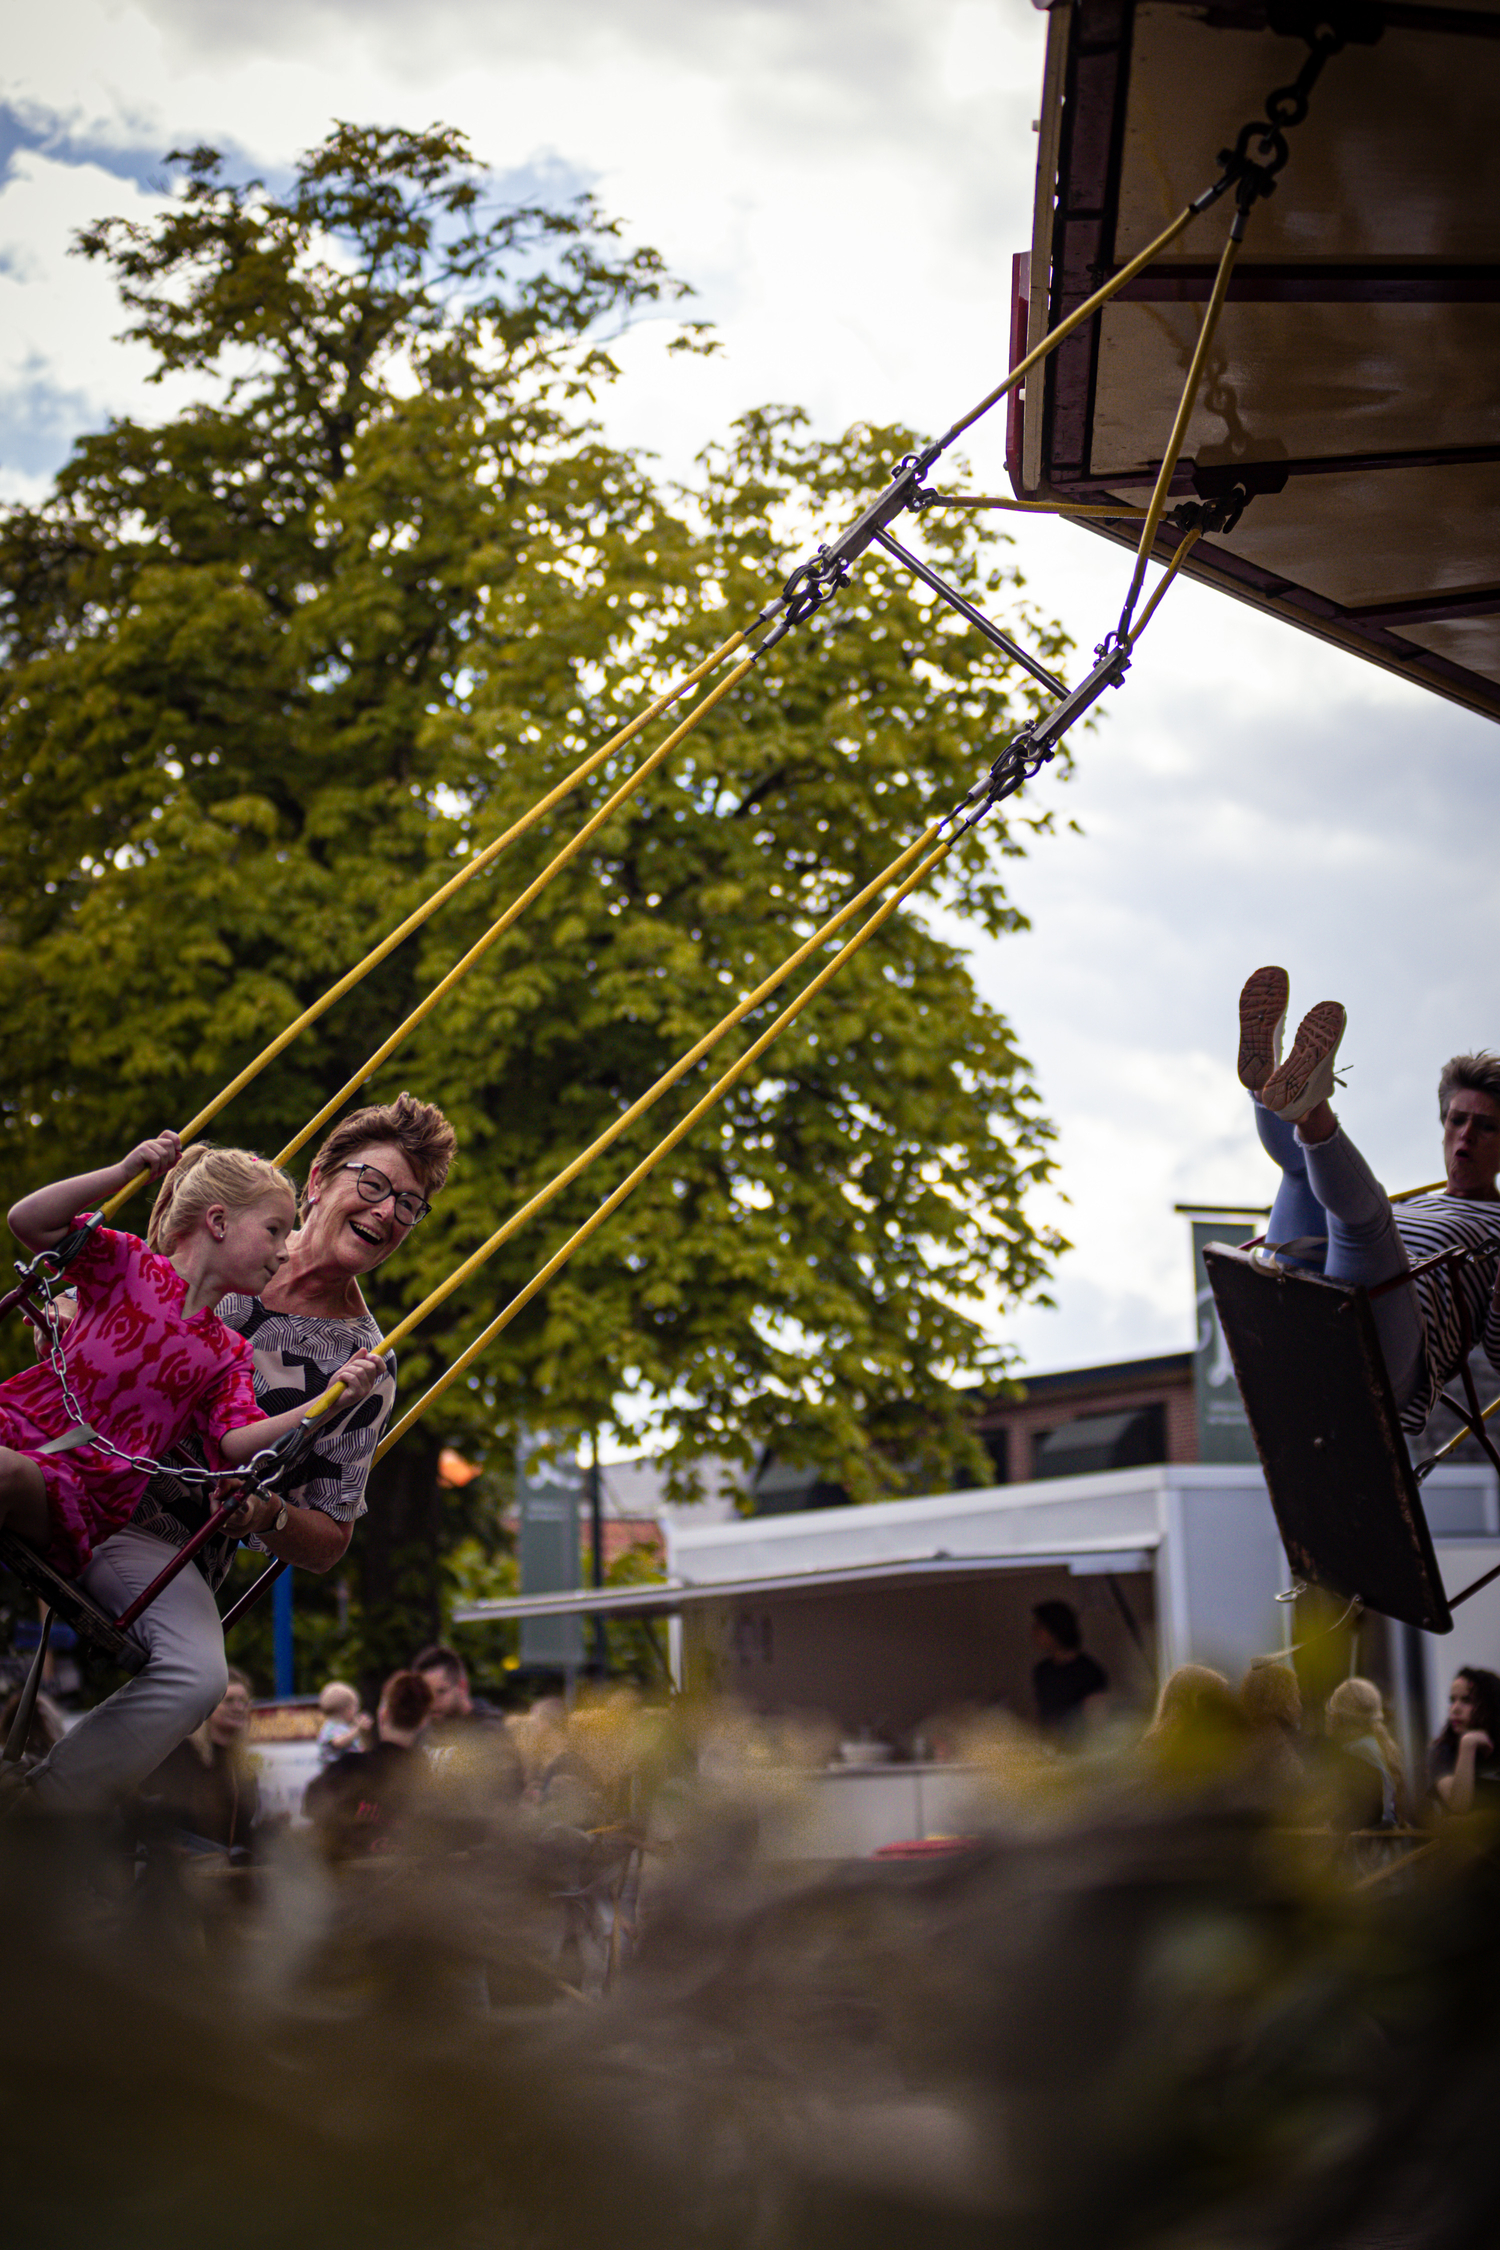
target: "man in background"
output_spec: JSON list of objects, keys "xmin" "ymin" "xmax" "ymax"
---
[
  {"xmin": 413, "ymin": 1644, "xmax": 495, "ymax": 1726},
  {"xmin": 1031, "ymin": 1600, "xmax": 1108, "ymax": 1742},
  {"xmin": 413, "ymin": 1642, "xmax": 523, "ymax": 1806}
]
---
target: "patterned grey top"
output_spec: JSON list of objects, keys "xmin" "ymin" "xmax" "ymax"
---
[
  {"xmin": 1393, "ymin": 1195, "xmax": 1500, "ymax": 1434},
  {"xmin": 131, "ymin": 1293, "xmax": 397, "ymax": 1591}
]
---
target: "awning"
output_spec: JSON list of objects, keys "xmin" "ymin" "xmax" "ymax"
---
[
  {"xmin": 1012, "ymin": 0, "xmax": 1500, "ymax": 723},
  {"xmin": 451, "ymin": 1537, "xmax": 1159, "ymax": 1624}
]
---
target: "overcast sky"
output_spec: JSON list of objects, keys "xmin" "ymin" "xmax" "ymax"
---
[{"xmin": 4, "ymin": 0, "xmax": 1496, "ymax": 1383}]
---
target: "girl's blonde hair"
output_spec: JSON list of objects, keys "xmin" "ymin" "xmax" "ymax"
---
[
  {"xmin": 1326, "ymin": 1676, "xmax": 1405, "ymax": 1789},
  {"xmin": 1144, "ymin": 1663, "xmax": 1236, "ymax": 1741},
  {"xmin": 146, "ymin": 1143, "xmax": 296, "ymax": 1254},
  {"xmin": 1240, "ymin": 1658, "xmax": 1303, "ymax": 1731}
]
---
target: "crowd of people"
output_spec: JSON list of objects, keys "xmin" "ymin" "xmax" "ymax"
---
[
  {"xmin": 1135, "ymin": 1650, "xmax": 1500, "ymax": 1842},
  {"xmin": 1017, "ymin": 1596, "xmax": 1500, "ymax": 1847},
  {"xmin": 102, "ymin": 1607, "xmax": 1499, "ymax": 1874}
]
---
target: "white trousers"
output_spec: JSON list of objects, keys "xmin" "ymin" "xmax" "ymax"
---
[{"xmin": 29, "ymin": 1526, "xmax": 228, "ymax": 1810}]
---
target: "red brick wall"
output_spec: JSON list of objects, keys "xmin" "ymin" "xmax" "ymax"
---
[
  {"xmin": 580, "ymin": 1518, "xmax": 664, "ymax": 1571},
  {"xmin": 977, "ymin": 1364, "xmax": 1198, "ymax": 1481}
]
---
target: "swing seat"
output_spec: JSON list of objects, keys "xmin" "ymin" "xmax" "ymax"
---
[
  {"xmin": 1203, "ymin": 1243, "xmax": 1452, "ymax": 1634},
  {"xmin": 0, "ymin": 1530, "xmax": 148, "ymax": 1673}
]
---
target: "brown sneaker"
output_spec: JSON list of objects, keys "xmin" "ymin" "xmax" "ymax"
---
[
  {"xmin": 1237, "ymin": 966, "xmax": 1290, "ymax": 1092},
  {"xmin": 1261, "ymin": 1001, "xmax": 1346, "ymax": 1123}
]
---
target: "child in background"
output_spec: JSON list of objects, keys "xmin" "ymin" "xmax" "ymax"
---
[
  {"xmin": 0, "ymin": 1132, "xmax": 385, "ymax": 1577},
  {"xmin": 316, "ymin": 1681, "xmax": 369, "ymax": 1766}
]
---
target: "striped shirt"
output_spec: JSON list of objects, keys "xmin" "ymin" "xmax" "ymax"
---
[
  {"xmin": 131, "ymin": 1294, "xmax": 396, "ymax": 1590},
  {"xmin": 1393, "ymin": 1194, "xmax": 1500, "ymax": 1434}
]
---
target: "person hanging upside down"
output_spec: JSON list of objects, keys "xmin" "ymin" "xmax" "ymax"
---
[
  {"xmin": 0, "ymin": 1134, "xmax": 385, "ymax": 1578},
  {"xmin": 1238, "ymin": 968, "xmax": 1500, "ymax": 1433}
]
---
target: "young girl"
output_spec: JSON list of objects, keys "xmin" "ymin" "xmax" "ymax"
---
[{"xmin": 0, "ymin": 1130, "xmax": 384, "ymax": 1578}]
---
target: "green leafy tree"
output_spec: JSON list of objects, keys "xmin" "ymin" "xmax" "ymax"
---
[{"xmin": 0, "ymin": 124, "xmax": 1069, "ymax": 1685}]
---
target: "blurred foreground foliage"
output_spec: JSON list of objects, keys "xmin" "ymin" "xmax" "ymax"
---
[
  {"xmin": 0, "ymin": 124, "xmax": 1070, "ymax": 1679},
  {"xmin": 2, "ymin": 1694, "xmax": 1498, "ymax": 2250}
]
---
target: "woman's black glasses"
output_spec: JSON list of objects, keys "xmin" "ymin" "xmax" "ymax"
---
[{"xmin": 340, "ymin": 1162, "xmax": 431, "ymax": 1227}]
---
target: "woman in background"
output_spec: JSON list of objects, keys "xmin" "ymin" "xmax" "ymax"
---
[
  {"xmin": 1325, "ymin": 1676, "xmax": 1406, "ymax": 1829},
  {"xmin": 1429, "ymin": 1665, "xmax": 1500, "ymax": 1815},
  {"xmin": 139, "ymin": 1667, "xmax": 259, "ymax": 1854}
]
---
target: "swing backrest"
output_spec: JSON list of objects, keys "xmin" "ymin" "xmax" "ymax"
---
[{"xmin": 1203, "ymin": 1242, "xmax": 1452, "ymax": 1634}]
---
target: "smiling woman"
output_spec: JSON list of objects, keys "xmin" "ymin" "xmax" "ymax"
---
[{"xmin": 28, "ymin": 1092, "xmax": 457, "ymax": 1813}]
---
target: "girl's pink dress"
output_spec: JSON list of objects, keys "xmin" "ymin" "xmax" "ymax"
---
[{"xmin": 0, "ymin": 1218, "xmax": 260, "ymax": 1577}]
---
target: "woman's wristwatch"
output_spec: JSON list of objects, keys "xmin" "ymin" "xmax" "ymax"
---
[{"xmin": 270, "ymin": 1501, "xmax": 289, "ymax": 1534}]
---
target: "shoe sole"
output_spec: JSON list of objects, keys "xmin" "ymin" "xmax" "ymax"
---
[
  {"xmin": 1237, "ymin": 966, "xmax": 1290, "ymax": 1091},
  {"xmin": 1261, "ymin": 1001, "xmax": 1345, "ymax": 1117}
]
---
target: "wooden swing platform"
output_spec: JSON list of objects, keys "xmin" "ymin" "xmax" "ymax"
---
[{"xmin": 1204, "ymin": 1242, "xmax": 1452, "ymax": 1634}]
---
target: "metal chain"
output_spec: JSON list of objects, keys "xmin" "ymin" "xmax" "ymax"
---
[
  {"xmin": 1218, "ymin": 6, "xmax": 1378, "ymax": 211},
  {"xmin": 30, "ymin": 1265, "xmax": 274, "ymax": 1493},
  {"xmin": 770, "ymin": 7, "xmax": 1373, "ymax": 628}
]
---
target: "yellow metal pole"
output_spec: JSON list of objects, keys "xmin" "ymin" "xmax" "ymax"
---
[
  {"xmin": 1125, "ymin": 528, "xmax": 1202, "ymax": 643},
  {"xmin": 373, "ymin": 829, "xmax": 958, "ymax": 1456},
  {"xmin": 1425, "ymin": 1391, "xmax": 1500, "ymax": 1469},
  {"xmin": 98, "ymin": 630, "xmax": 749, "ymax": 1218},
  {"xmin": 1117, "ymin": 218, "xmax": 1244, "ymax": 632},
  {"xmin": 272, "ymin": 652, "xmax": 759, "ymax": 1172},
  {"xmin": 921, "ymin": 497, "xmax": 1151, "ymax": 520},
  {"xmin": 307, "ymin": 815, "xmax": 949, "ymax": 1430},
  {"xmin": 938, "ymin": 199, "xmax": 1212, "ymax": 449}
]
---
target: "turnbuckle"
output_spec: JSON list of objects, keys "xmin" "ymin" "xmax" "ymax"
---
[
  {"xmin": 947, "ymin": 633, "xmax": 1132, "ymax": 837},
  {"xmin": 762, "ymin": 447, "xmax": 941, "ymax": 652}
]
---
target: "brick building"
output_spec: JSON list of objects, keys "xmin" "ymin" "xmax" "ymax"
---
[
  {"xmin": 475, "ymin": 1356, "xmax": 1203, "ymax": 1534},
  {"xmin": 973, "ymin": 1351, "xmax": 1197, "ymax": 1486},
  {"xmin": 749, "ymin": 1350, "xmax": 1198, "ymax": 1513}
]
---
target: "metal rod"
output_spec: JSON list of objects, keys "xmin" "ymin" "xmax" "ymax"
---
[
  {"xmin": 920, "ymin": 496, "xmax": 1151, "ymax": 519},
  {"xmin": 219, "ymin": 1556, "xmax": 288, "ymax": 1635},
  {"xmin": 112, "ymin": 1500, "xmax": 240, "ymax": 1633},
  {"xmin": 589, "ymin": 1432, "xmax": 606, "ymax": 1676},
  {"xmin": 1104, "ymin": 1572, "xmax": 1148, "ymax": 1659},
  {"xmin": 99, "ymin": 634, "xmax": 756, "ymax": 1219},
  {"xmin": 4, "ymin": 1611, "xmax": 53, "ymax": 1764},
  {"xmin": 1126, "ymin": 529, "xmax": 1201, "ymax": 643},
  {"xmin": 0, "ymin": 1281, "xmax": 43, "ymax": 1330},
  {"xmin": 873, "ymin": 529, "xmax": 1069, "ymax": 697},
  {"xmin": 1029, "ymin": 640, "xmax": 1132, "ymax": 756},
  {"xmin": 1448, "ymin": 1559, "xmax": 1500, "ymax": 1611},
  {"xmin": 938, "ymin": 188, "xmax": 1226, "ymax": 449},
  {"xmin": 1118, "ymin": 213, "xmax": 1246, "ymax": 634},
  {"xmin": 1423, "ymin": 1384, "xmax": 1500, "ymax": 1472}
]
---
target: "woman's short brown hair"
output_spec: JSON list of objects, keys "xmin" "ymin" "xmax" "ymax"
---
[
  {"xmin": 303, "ymin": 1092, "xmax": 456, "ymax": 1221},
  {"xmin": 380, "ymin": 1670, "xmax": 435, "ymax": 1735}
]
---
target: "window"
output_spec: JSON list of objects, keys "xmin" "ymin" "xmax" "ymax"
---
[{"xmin": 1030, "ymin": 1403, "xmax": 1166, "ymax": 1481}]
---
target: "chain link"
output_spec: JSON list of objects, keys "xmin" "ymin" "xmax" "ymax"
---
[
  {"xmin": 1217, "ymin": 9, "xmax": 1377, "ymax": 210},
  {"xmin": 30, "ymin": 1265, "xmax": 263, "ymax": 1494}
]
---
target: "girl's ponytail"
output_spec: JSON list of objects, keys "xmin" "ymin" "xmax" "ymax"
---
[{"xmin": 147, "ymin": 1144, "xmax": 296, "ymax": 1253}]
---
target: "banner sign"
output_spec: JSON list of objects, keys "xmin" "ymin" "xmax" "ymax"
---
[
  {"xmin": 1191, "ymin": 1218, "xmax": 1260, "ymax": 1466},
  {"xmin": 517, "ymin": 1434, "xmax": 585, "ymax": 1669}
]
